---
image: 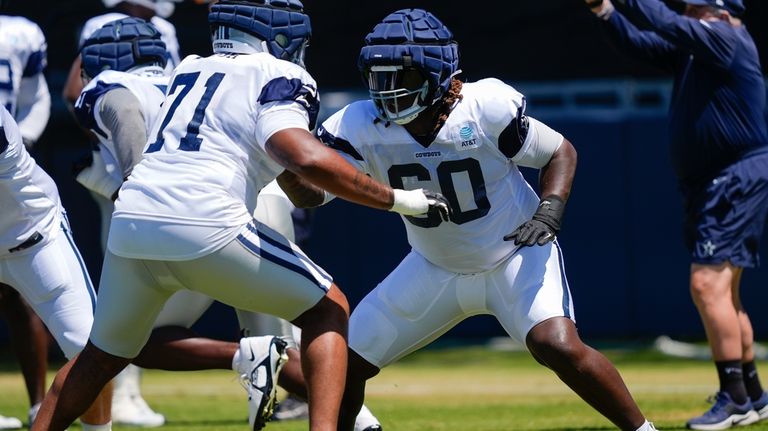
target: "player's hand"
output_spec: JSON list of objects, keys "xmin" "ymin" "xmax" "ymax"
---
[
  {"xmin": 390, "ymin": 188, "xmax": 452, "ymax": 221},
  {"xmin": 504, "ymin": 195, "xmax": 564, "ymax": 247},
  {"xmin": 424, "ymin": 190, "xmax": 452, "ymax": 222},
  {"xmin": 74, "ymin": 150, "xmax": 122, "ymax": 201}
]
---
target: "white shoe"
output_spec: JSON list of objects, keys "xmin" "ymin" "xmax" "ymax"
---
[
  {"xmin": 111, "ymin": 394, "xmax": 165, "ymax": 428},
  {"xmin": 236, "ymin": 336, "xmax": 288, "ymax": 430},
  {"xmin": 354, "ymin": 404, "xmax": 382, "ymax": 431},
  {"xmin": 28, "ymin": 403, "xmax": 40, "ymax": 427},
  {"xmin": 0, "ymin": 414, "xmax": 22, "ymax": 430},
  {"xmin": 273, "ymin": 395, "xmax": 308, "ymax": 421}
]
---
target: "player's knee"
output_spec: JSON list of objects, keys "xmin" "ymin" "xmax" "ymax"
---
[
  {"xmin": 293, "ymin": 284, "xmax": 349, "ymax": 332},
  {"xmin": 526, "ymin": 318, "xmax": 586, "ymax": 366}
]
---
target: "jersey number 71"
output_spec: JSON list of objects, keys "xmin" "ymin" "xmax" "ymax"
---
[{"xmin": 145, "ymin": 71, "xmax": 225, "ymax": 153}]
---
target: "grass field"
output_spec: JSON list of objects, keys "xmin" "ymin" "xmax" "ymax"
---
[{"xmin": 2, "ymin": 345, "xmax": 768, "ymax": 430}]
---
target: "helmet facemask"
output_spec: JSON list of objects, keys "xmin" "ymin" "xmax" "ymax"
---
[{"xmin": 367, "ymin": 66, "xmax": 429, "ymax": 125}]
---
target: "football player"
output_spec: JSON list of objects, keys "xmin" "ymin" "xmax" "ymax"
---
[
  {"xmin": 62, "ymin": 1, "xmax": 181, "ymax": 426},
  {"xmin": 276, "ymin": 9, "xmax": 661, "ymax": 431},
  {"xmin": 74, "ymin": 17, "xmax": 312, "ymax": 429},
  {"xmin": 0, "ymin": 107, "xmax": 113, "ymax": 431},
  {"xmin": 0, "ymin": 4, "xmax": 53, "ymax": 429},
  {"xmin": 31, "ymin": 1, "xmax": 449, "ymax": 430},
  {"xmin": 63, "ymin": 0, "xmax": 180, "ymax": 106}
]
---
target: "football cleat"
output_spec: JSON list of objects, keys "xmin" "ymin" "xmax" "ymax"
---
[
  {"xmin": 354, "ymin": 404, "xmax": 382, "ymax": 431},
  {"xmin": 111, "ymin": 393, "xmax": 166, "ymax": 428},
  {"xmin": 0, "ymin": 414, "xmax": 22, "ymax": 430},
  {"xmin": 237, "ymin": 336, "xmax": 289, "ymax": 430},
  {"xmin": 686, "ymin": 391, "xmax": 759, "ymax": 430},
  {"xmin": 27, "ymin": 403, "xmax": 40, "ymax": 427},
  {"xmin": 272, "ymin": 394, "xmax": 309, "ymax": 421}
]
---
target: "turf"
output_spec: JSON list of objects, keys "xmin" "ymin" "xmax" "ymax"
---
[{"xmin": 2, "ymin": 345, "xmax": 768, "ymax": 430}]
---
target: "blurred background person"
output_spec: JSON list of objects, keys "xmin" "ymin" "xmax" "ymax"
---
[
  {"xmin": 583, "ymin": 0, "xmax": 768, "ymax": 429},
  {"xmin": 0, "ymin": 2, "xmax": 51, "ymax": 428},
  {"xmin": 62, "ymin": 1, "xmax": 183, "ymax": 427}
]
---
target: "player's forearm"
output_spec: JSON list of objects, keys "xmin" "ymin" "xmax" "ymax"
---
[
  {"xmin": 538, "ymin": 138, "xmax": 576, "ymax": 202},
  {"xmin": 266, "ymin": 128, "xmax": 394, "ymax": 210},
  {"xmin": 276, "ymin": 170, "xmax": 327, "ymax": 208},
  {"xmin": 291, "ymin": 154, "xmax": 393, "ymax": 210}
]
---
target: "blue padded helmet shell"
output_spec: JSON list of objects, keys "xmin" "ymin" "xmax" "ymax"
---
[
  {"xmin": 208, "ymin": 0, "xmax": 311, "ymax": 63},
  {"xmin": 81, "ymin": 17, "xmax": 167, "ymax": 79},
  {"xmin": 358, "ymin": 9, "xmax": 459, "ymax": 105}
]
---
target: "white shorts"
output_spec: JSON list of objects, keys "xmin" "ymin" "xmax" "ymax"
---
[
  {"xmin": 91, "ymin": 218, "xmax": 331, "ymax": 358},
  {"xmin": 149, "ymin": 182, "xmax": 298, "ymax": 344},
  {"xmin": 0, "ymin": 219, "xmax": 96, "ymax": 359},
  {"xmin": 349, "ymin": 241, "xmax": 574, "ymax": 368}
]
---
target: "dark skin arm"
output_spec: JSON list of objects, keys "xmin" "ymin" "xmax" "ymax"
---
[
  {"xmin": 276, "ymin": 169, "xmax": 326, "ymax": 208},
  {"xmin": 538, "ymin": 137, "xmax": 577, "ymax": 202},
  {"xmin": 504, "ymin": 137, "xmax": 577, "ymax": 246},
  {"xmin": 266, "ymin": 128, "xmax": 395, "ymax": 210}
]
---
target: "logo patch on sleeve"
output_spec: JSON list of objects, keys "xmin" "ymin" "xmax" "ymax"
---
[{"xmin": 455, "ymin": 124, "xmax": 480, "ymax": 151}]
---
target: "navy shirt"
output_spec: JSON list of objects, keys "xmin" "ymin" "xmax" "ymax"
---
[{"xmin": 603, "ymin": 0, "xmax": 768, "ymax": 185}]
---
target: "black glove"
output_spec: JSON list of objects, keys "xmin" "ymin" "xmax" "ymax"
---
[
  {"xmin": 504, "ymin": 195, "xmax": 565, "ymax": 246},
  {"xmin": 424, "ymin": 190, "xmax": 452, "ymax": 222}
]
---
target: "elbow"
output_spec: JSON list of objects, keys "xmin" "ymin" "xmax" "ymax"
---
[{"xmin": 559, "ymin": 138, "xmax": 577, "ymax": 168}]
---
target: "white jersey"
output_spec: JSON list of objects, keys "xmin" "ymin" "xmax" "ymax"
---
[
  {"xmin": 320, "ymin": 78, "xmax": 563, "ymax": 274},
  {"xmin": 74, "ymin": 69, "xmax": 168, "ymax": 178},
  {"xmin": 0, "ymin": 16, "xmax": 46, "ymax": 117},
  {"xmin": 0, "ymin": 107, "xmax": 59, "ymax": 257},
  {"xmin": 109, "ymin": 52, "xmax": 318, "ymax": 260},
  {"xmin": 79, "ymin": 13, "xmax": 181, "ymax": 71}
]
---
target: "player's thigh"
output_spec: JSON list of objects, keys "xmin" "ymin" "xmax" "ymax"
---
[
  {"xmin": 166, "ymin": 223, "xmax": 330, "ymax": 322},
  {"xmin": 349, "ymin": 251, "xmax": 474, "ymax": 368},
  {"xmin": 0, "ymin": 229, "xmax": 97, "ymax": 358},
  {"xmin": 91, "ymin": 251, "xmax": 175, "ymax": 359},
  {"xmin": 488, "ymin": 241, "xmax": 574, "ymax": 345},
  {"xmin": 152, "ymin": 290, "xmax": 214, "ymax": 328}
]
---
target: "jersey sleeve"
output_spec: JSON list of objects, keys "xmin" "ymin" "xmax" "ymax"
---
[
  {"xmin": 480, "ymin": 79, "xmax": 563, "ymax": 168},
  {"xmin": 74, "ymin": 79, "xmax": 126, "ymax": 139},
  {"xmin": 22, "ymin": 22, "xmax": 47, "ymax": 77},
  {"xmin": 254, "ymin": 68, "xmax": 320, "ymax": 146},
  {"xmin": 316, "ymin": 105, "xmax": 369, "ymax": 174}
]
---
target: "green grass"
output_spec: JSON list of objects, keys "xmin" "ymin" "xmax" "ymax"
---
[{"xmin": 2, "ymin": 345, "xmax": 768, "ymax": 430}]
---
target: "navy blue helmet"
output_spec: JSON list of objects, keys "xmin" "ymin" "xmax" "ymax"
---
[
  {"xmin": 208, "ymin": 0, "xmax": 311, "ymax": 66},
  {"xmin": 81, "ymin": 17, "xmax": 167, "ymax": 79},
  {"xmin": 358, "ymin": 9, "xmax": 459, "ymax": 124}
]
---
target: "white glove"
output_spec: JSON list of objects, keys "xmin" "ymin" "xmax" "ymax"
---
[
  {"xmin": 75, "ymin": 150, "xmax": 122, "ymax": 200},
  {"xmin": 389, "ymin": 188, "xmax": 451, "ymax": 221}
]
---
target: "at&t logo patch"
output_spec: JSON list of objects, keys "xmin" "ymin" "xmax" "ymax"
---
[{"xmin": 455, "ymin": 124, "xmax": 480, "ymax": 150}]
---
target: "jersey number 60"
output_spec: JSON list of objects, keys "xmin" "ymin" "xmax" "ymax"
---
[{"xmin": 388, "ymin": 158, "xmax": 491, "ymax": 228}]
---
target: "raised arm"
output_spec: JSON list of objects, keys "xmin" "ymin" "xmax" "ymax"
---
[
  {"xmin": 613, "ymin": 0, "xmax": 739, "ymax": 68},
  {"xmin": 587, "ymin": 0, "xmax": 679, "ymax": 68}
]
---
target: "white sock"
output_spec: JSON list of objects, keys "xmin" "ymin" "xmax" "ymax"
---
[
  {"xmin": 81, "ymin": 420, "xmax": 112, "ymax": 431},
  {"xmin": 636, "ymin": 420, "xmax": 657, "ymax": 431},
  {"xmin": 232, "ymin": 348, "xmax": 242, "ymax": 372}
]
